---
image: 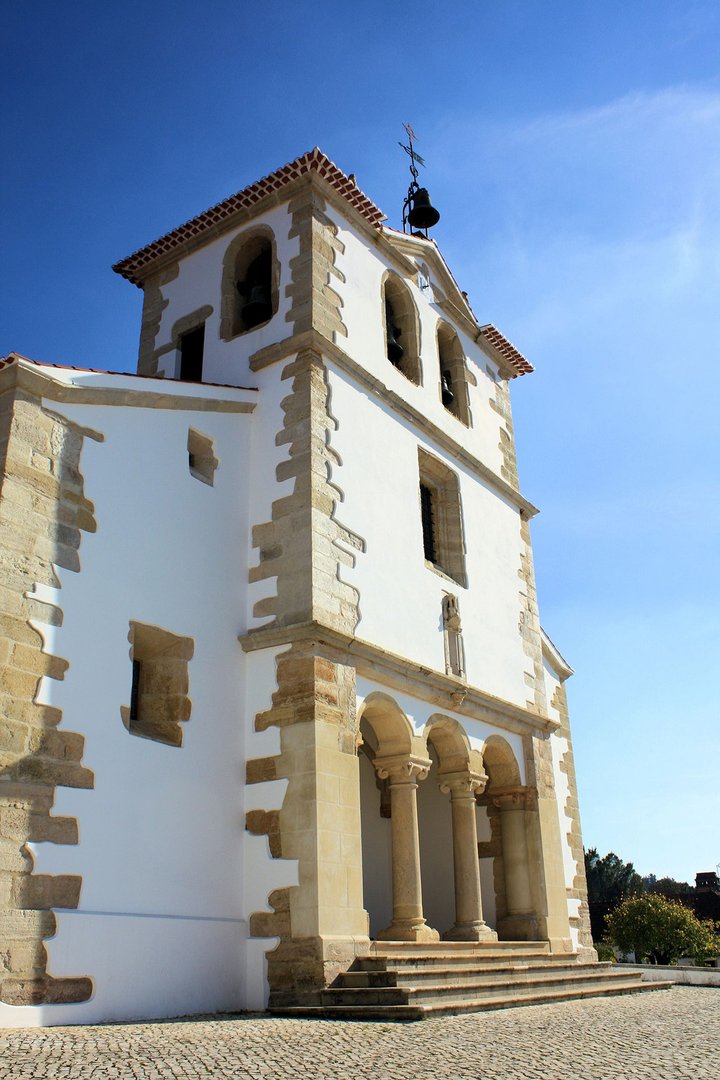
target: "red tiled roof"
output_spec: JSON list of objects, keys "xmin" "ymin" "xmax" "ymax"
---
[
  {"xmin": 478, "ymin": 324, "xmax": 534, "ymax": 377},
  {"xmin": 113, "ymin": 148, "xmax": 386, "ymax": 287},
  {"xmin": 0, "ymin": 353, "xmax": 256, "ymax": 392}
]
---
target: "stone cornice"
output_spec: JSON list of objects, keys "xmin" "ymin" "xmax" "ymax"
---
[
  {"xmin": 238, "ymin": 619, "xmax": 559, "ymax": 738},
  {"xmin": 250, "ymin": 330, "xmax": 539, "ymax": 519},
  {"xmin": 541, "ymin": 628, "xmax": 574, "ymax": 681},
  {"xmin": 0, "ymin": 362, "xmax": 256, "ymax": 414}
]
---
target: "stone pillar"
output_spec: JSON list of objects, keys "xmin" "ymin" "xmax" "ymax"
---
[
  {"xmin": 374, "ymin": 755, "xmax": 439, "ymax": 942},
  {"xmin": 440, "ymin": 772, "xmax": 498, "ymax": 942},
  {"xmin": 493, "ymin": 786, "xmax": 538, "ymax": 941}
]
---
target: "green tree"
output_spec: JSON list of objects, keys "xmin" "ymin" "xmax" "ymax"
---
[
  {"xmin": 584, "ymin": 848, "xmax": 643, "ymax": 905},
  {"xmin": 648, "ymin": 876, "xmax": 693, "ymax": 897},
  {"xmin": 605, "ymin": 893, "xmax": 719, "ymax": 965}
]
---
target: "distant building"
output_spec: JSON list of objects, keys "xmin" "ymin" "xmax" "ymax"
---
[{"xmin": 0, "ymin": 149, "xmax": 598, "ymax": 1026}]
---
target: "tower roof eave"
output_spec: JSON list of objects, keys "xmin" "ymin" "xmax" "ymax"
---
[{"xmin": 112, "ymin": 148, "xmax": 387, "ymax": 288}]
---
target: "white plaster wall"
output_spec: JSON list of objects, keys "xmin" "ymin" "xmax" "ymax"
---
[
  {"xmin": 331, "ymin": 364, "xmax": 529, "ymax": 707},
  {"xmin": 1, "ymin": 387, "xmax": 259, "ymax": 1027},
  {"xmin": 331, "ymin": 210, "xmax": 508, "ymax": 477},
  {"xmin": 151, "ymin": 202, "xmax": 298, "ymax": 387}
]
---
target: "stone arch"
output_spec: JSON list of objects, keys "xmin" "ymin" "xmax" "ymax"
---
[
  {"xmin": 478, "ymin": 735, "xmax": 536, "ymax": 940},
  {"xmin": 357, "ymin": 693, "xmax": 414, "ymax": 939},
  {"xmin": 219, "ymin": 224, "xmax": 280, "ymax": 340},
  {"xmin": 481, "ymin": 734, "xmax": 522, "ymax": 789},
  {"xmin": 423, "ymin": 714, "xmax": 481, "ymax": 778},
  {"xmin": 381, "ymin": 271, "xmax": 422, "ymax": 385},
  {"xmin": 437, "ymin": 320, "xmax": 472, "ymax": 426},
  {"xmin": 357, "ymin": 692, "xmax": 414, "ymax": 760}
]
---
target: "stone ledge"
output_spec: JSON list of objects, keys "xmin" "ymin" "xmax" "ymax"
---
[{"xmin": 239, "ymin": 620, "xmax": 558, "ymax": 738}]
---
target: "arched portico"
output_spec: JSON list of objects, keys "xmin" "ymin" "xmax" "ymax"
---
[
  {"xmin": 358, "ymin": 696, "xmax": 500, "ymax": 944},
  {"xmin": 358, "ymin": 694, "xmax": 438, "ymax": 941},
  {"xmin": 480, "ymin": 735, "xmax": 538, "ymax": 941},
  {"xmin": 421, "ymin": 716, "xmax": 496, "ymax": 942}
]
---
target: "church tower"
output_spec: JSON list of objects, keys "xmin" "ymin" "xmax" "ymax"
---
[{"xmin": 0, "ymin": 149, "xmax": 608, "ymax": 1026}]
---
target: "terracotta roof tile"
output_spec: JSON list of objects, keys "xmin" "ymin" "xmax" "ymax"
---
[
  {"xmin": 478, "ymin": 324, "xmax": 534, "ymax": 377},
  {"xmin": 113, "ymin": 148, "xmax": 386, "ymax": 287}
]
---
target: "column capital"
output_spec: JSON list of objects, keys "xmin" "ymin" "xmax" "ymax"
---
[
  {"xmin": 374, "ymin": 754, "xmax": 432, "ymax": 784},
  {"xmin": 489, "ymin": 785, "xmax": 536, "ymax": 810},
  {"xmin": 439, "ymin": 770, "xmax": 488, "ymax": 798}
]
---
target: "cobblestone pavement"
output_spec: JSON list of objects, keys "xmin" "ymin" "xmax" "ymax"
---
[{"xmin": 2, "ymin": 988, "xmax": 718, "ymax": 1080}]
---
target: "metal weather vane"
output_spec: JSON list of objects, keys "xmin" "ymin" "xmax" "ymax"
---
[
  {"xmin": 399, "ymin": 123, "xmax": 440, "ymax": 235},
  {"xmin": 399, "ymin": 122, "xmax": 426, "ymax": 185}
]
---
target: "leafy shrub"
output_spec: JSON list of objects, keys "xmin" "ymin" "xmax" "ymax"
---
[
  {"xmin": 605, "ymin": 893, "xmax": 719, "ymax": 965},
  {"xmin": 595, "ymin": 941, "xmax": 616, "ymax": 962}
]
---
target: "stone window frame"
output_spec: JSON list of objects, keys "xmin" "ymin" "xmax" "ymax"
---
[
  {"xmin": 219, "ymin": 225, "xmax": 280, "ymax": 341},
  {"xmin": 437, "ymin": 320, "xmax": 472, "ymax": 427},
  {"xmin": 170, "ymin": 305, "xmax": 213, "ymax": 381},
  {"xmin": 418, "ymin": 447, "xmax": 468, "ymax": 588},
  {"xmin": 187, "ymin": 428, "xmax": 218, "ymax": 486},
  {"xmin": 121, "ymin": 622, "xmax": 194, "ymax": 748},
  {"xmin": 381, "ymin": 271, "xmax": 422, "ymax": 385}
]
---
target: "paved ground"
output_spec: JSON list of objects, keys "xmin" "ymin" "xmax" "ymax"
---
[{"xmin": 1, "ymin": 987, "xmax": 718, "ymax": 1079}]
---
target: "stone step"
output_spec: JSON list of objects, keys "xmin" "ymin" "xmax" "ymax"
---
[
  {"xmin": 323, "ymin": 968, "xmax": 643, "ymax": 1007},
  {"xmin": 369, "ymin": 940, "xmax": 551, "ymax": 956},
  {"xmin": 273, "ymin": 979, "xmax": 673, "ymax": 1022},
  {"xmin": 339, "ymin": 961, "xmax": 613, "ymax": 989},
  {"xmin": 357, "ymin": 949, "xmax": 563, "ymax": 971}
]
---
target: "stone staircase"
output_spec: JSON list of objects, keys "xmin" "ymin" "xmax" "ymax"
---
[{"xmin": 271, "ymin": 941, "xmax": 672, "ymax": 1020}]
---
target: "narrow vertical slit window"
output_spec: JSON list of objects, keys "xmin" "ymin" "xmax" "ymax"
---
[
  {"xmin": 179, "ymin": 324, "xmax": 205, "ymax": 382},
  {"xmin": 420, "ymin": 482, "xmax": 437, "ymax": 563},
  {"xmin": 129, "ymin": 659, "xmax": 141, "ymax": 723}
]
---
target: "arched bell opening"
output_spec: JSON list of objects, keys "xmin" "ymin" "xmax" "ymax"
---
[
  {"xmin": 381, "ymin": 273, "xmax": 422, "ymax": 385},
  {"xmin": 480, "ymin": 735, "xmax": 538, "ymax": 941},
  {"xmin": 219, "ymin": 226, "xmax": 280, "ymax": 340},
  {"xmin": 437, "ymin": 321, "xmax": 471, "ymax": 426}
]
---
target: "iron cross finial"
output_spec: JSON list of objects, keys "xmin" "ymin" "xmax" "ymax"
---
[{"xmin": 399, "ymin": 122, "xmax": 426, "ymax": 184}]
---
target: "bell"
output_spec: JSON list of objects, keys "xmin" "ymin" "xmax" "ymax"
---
[
  {"xmin": 385, "ymin": 303, "xmax": 404, "ymax": 366},
  {"xmin": 441, "ymin": 370, "xmax": 454, "ymax": 407},
  {"xmin": 407, "ymin": 187, "xmax": 440, "ymax": 230},
  {"xmin": 242, "ymin": 284, "xmax": 272, "ymax": 327}
]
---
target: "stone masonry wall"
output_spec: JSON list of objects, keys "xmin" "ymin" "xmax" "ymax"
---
[
  {"xmin": 249, "ymin": 347, "xmax": 363, "ymax": 633},
  {"xmin": 551, "ymin": 681, "xmax": 596, "ymax": 960},
  {"xmin": 285, "ymin": 185, "xmax": 347, "ymax": 343},
  {"xmin": 0, "ymin": 388, "xmax": 97, "ymax": 1005},
  {"xmin": 246, "ymin": 640, "xmax": 367, "ymax": 1002},
  {"xmin": 488, "ymin": 372, "xmax": 519, "ymax": 491}
]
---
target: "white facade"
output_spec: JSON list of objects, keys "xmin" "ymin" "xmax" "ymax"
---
[{"xmin": 0, "ymin": 150, "xmax": 593, "ymax": 1027}]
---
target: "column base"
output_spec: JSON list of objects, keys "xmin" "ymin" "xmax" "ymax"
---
[
  {"xmin": 377, "ymin": 920, "xmax": 440, "ymax": 942},
  {"xmin": 443, "ymin": 923, "xmax": 498, "ymax": 943},
  {"xmin": 497, "ymin": 913, "xmax": 539, "ymax": 942}
]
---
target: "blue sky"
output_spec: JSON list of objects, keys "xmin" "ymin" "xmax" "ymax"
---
[{"xmin": 2, "ymin": 1, "xmax": 719, "ymax": 884}]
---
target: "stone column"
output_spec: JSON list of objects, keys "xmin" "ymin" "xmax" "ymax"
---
[
  {"xmin": 493, "ymin": 786, "xmax": 537, "ymax": 940},
  {"xmin": 440, "ymin": 772, "xmax": 498, "ymax": 942},
  {"xmin": 374, "ymin": 755, "xmax": 439, "ymax": 942}
]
